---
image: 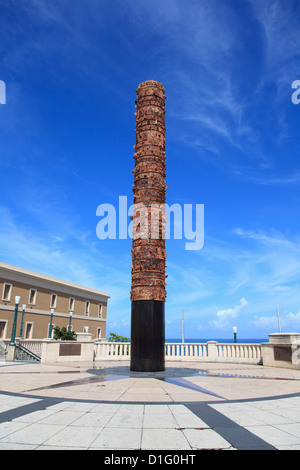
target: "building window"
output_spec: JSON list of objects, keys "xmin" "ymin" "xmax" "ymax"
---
[
  {"xmin": 85, "ymin": 301, "xmax": 90, "ymax": 316},
  {"xmin": 0, "ymin": 321, "xmax": 8, "ymax": 339},
  {"xmin": 69, "ymin": 297, "xmax": 75, "ymax": 311},
  {"xmin": 2, "ymin": 283, "xmax": 12, "ymax": 301},
  {"xmin": 50, "ymin": 294, "xmax": 57, "ymax": 309},
  {"xmin": 98, "ymin": 304, "xmax": 103, "ymax": 318},
  {"xmin": 97, "ymin": 327, "xmax": 102, "ymax": 339},
  {"xmin": 28, "ymin": 289, "xmax": 37, "ymax": 305},
  {"xmin": 25, "ymin": 322, "xmax": 33, "ymax": 339}
]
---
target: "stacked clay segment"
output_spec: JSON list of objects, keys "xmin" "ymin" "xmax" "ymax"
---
[{"xmin": 131, "ymin": 80, "xmax": 167, "ymax": 302}]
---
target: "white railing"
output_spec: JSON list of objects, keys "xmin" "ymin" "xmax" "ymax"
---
[
  {"xmin": 93, "ymin": 341, "xmax": 262, "ymax": 364},
  {"xmin": 94, "ymin": 341, "xmax": 131, "ymax": 361},
  {"xmin": 18, "ymin": 339, "xmax": 43, "ymax": 358},
  {"xmin": 216, "ymin": 343, "xmax": 261, "ymax": 362},
  {"xmin": 165, "ymin": 342, "xmax": 208, "ymax": 360}
]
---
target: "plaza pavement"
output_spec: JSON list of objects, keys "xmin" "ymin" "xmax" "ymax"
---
[{"xmin": 0, "ymin": 359, "xmax": 300, "ymax": 450}]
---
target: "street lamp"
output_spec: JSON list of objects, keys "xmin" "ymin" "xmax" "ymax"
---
[
  {"xmin": 10, "ymin": 295, "xmax": 21, "ymax": 346},
  {"xmin": 48, "ymin": 308, "xmax": 54, "ymax": 338},
  {"xmin": 19, "ymin": 304, "xmax": 26, "ymax": 339},
  {"xmin": 68, "ymin": 311, "xmax": 73, "ymax": 332},
  {"xmin": 233, "ymin": 326, "xmax": 237, "ymax": 344}
]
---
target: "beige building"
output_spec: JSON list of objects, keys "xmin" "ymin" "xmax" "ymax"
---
[{"xmin": 0, "ymin": 262, "xmax": 109, "ymax": 341}]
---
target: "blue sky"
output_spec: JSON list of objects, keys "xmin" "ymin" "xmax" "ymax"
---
[{"xmin": 1, "ymin": 0, "xmax": 300, "ymax": 340}]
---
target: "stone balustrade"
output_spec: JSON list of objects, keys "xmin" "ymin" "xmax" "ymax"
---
[
  {"xmin": 94, "ymin": 341, "xmax": 262, "ymax": 364},
  {"xmin": 3, "ymin": 339, "xmax": 263, "ymax": 365}
]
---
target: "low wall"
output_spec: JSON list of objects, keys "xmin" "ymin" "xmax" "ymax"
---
[
  {"xmin": 18, "ymin": 340, "xmax": 262, "ymax": 364},
  {"xmin": 41, "ymin": 340, "xmax": 94, "ymax": 364},
  {"xmin": 261, "ymin": 333, "xmax": 300, "ymax": 370}
]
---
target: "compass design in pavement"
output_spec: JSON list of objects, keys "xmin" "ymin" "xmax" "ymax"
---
[{"xmin": 28, "ymin": 365, "xmax": 291, "ymax": 398}]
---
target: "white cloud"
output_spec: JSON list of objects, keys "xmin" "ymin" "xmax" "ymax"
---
[
  {"xmin": 168, "ymin": 228, "xmax": 300, "ymax": 335},
  {"xmin": 251, "ymin": 311, "xmax": 300, "ymax": 334},
  {"xmin": 209, "ymin": 297, "xmax": 248, "ymax": 329},
  {"xmin": 251, "ymin": 315, "xmax": 278, "ymax": 330},
  {"xmin": 287, "ymin": 312, "xmax": 300, "ymax": 324},
  {"xmin": 245, "ymin": 173, "xmax": 300, "ymax": 186},
  {"xmin": 232, "ymin": 229, "xmax": 300, "ymax": 295},
  {"xmin": 250, "ymin": 0, "xmax": 300, "ymax": 75}
]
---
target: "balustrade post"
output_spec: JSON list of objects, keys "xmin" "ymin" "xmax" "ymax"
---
[{"xmin": 207, "ymin": 341, "xmax": 218, "ymax": 361}]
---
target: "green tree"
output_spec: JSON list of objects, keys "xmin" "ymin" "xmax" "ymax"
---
[
  {"xmin": 53, "ymin": 326, "xmax": 77, "ymax": 341},
  {"xmin": 108, "ymin": 332, "xmax": 130, "ymax": 342},
  {"xmin": 108, "ymin": 332, "xmax": 130, "ymax": 355}
]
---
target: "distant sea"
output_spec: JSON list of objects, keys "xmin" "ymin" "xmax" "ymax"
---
[{"xmin": 166, "ymin": 338, "xmax": 268, "ymax": 344}]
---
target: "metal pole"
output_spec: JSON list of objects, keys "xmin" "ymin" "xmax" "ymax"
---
[
  {"xmin": 233, "ymin": 326, "xmax": 237, "ymax": 344},
  {"xmin": 277, "ymin": 305, "xmax": 282, "ymax": 333},
  {"xmin": 182, "ymin": 308, "xmax": 185, "ymax": 344},
  {"xmin": 10, "ymin": 296, "xmax": 20, "ymax": 346},
  {"xmin": 48, "ymin": 308, "xmax": 54, "ymax": 338},
  {"xmin": 68, "ymin": 311, "xmax": 73, "ymax": 332},
  {"xmin": 19, "ymin": 304, "xmax": 26, "ymax": 339}
]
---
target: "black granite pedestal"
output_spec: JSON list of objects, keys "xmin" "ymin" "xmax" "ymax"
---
[{"xmin": 130, "ymin": 300, "xmax": 165, "ymax": 372}]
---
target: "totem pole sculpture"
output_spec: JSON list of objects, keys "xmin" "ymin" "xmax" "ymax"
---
[{"xmin": 130, "ymin": 80, "xmax": 167, "ymax": 372}]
